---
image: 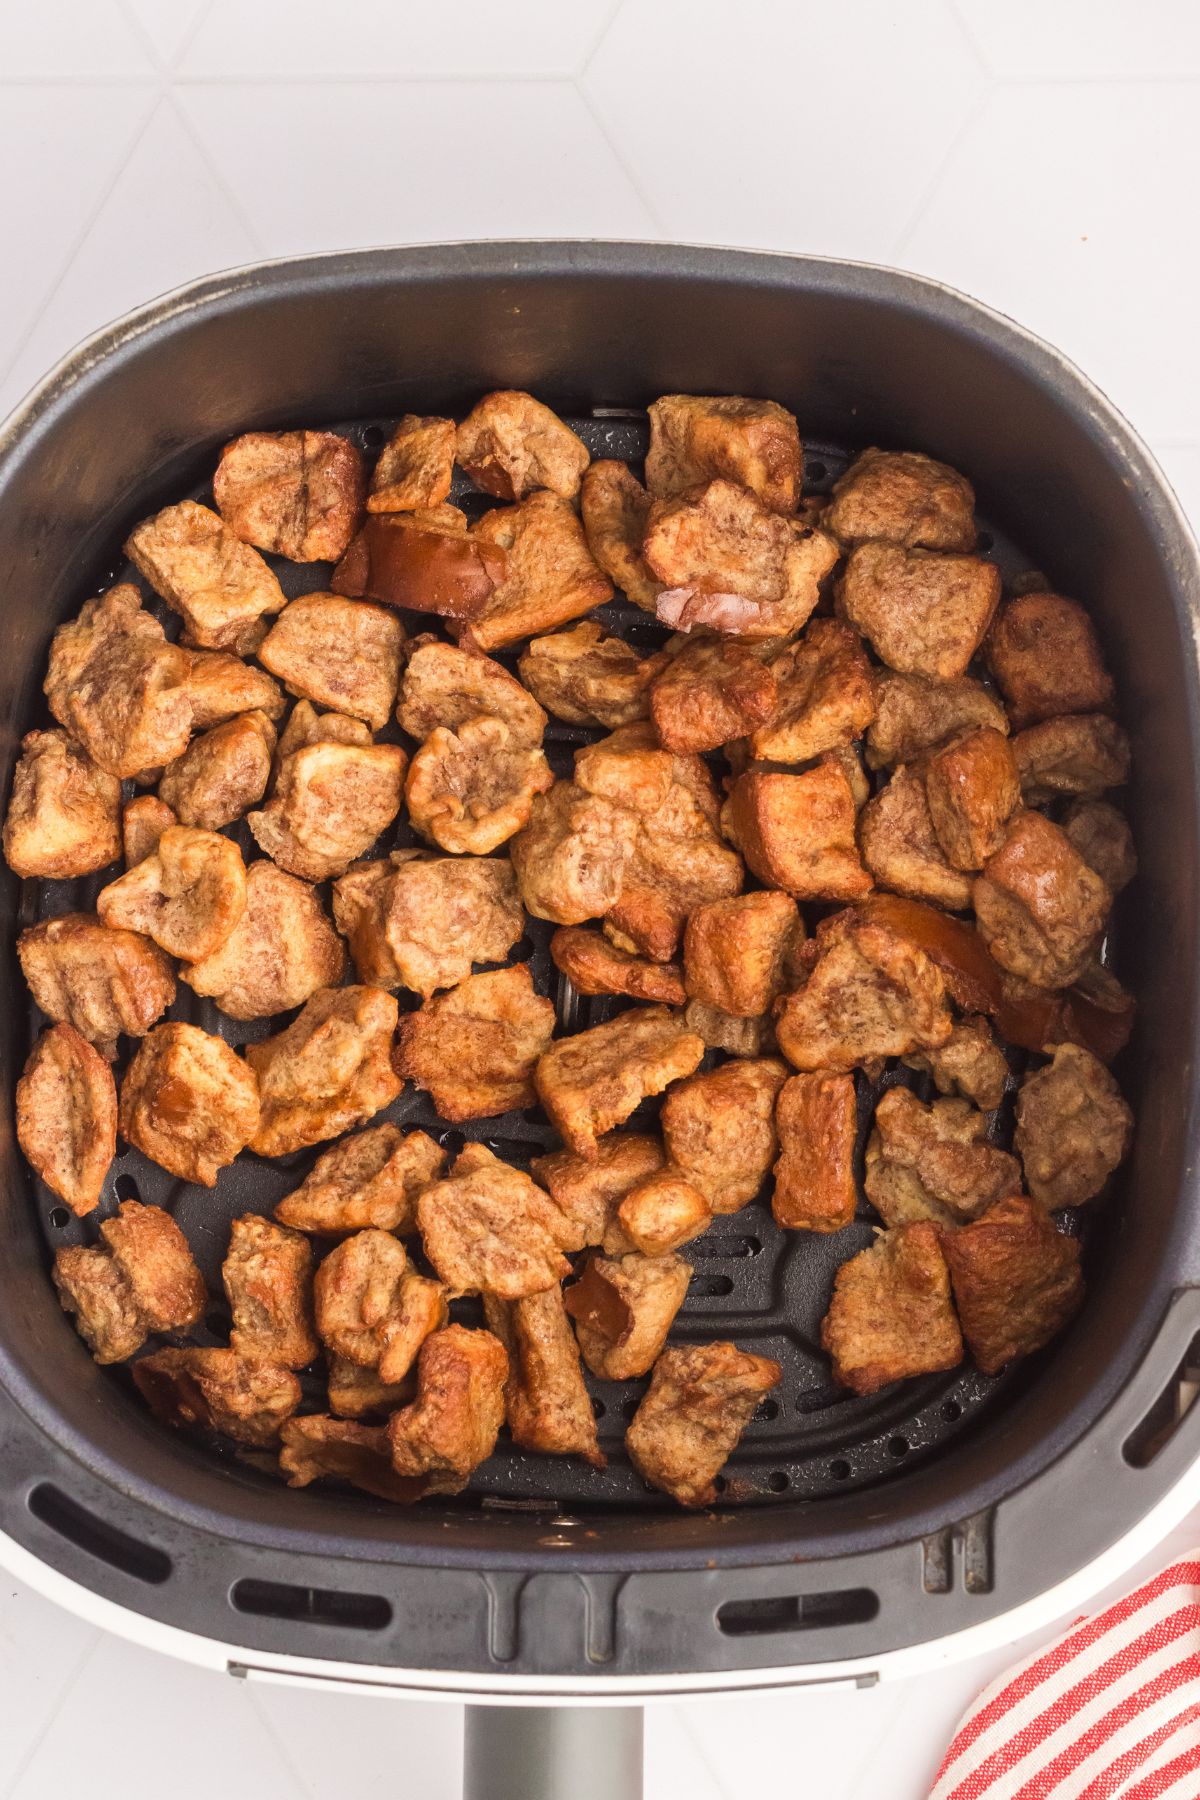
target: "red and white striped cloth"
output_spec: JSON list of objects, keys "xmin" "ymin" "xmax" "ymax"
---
[{"xmin": 930, "ymin": 1555, "xmax": 1200, "ymax": 1799}]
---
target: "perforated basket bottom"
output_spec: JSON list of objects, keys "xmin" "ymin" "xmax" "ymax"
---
[{"xmin": 24, "ymin": 414, "xmax": 1091, "ymax": 1512}]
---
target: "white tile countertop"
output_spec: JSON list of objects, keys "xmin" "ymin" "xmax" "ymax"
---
[{"xmin": 2, "ymin": 1, "xmax": 1199, "ymax": 1794}]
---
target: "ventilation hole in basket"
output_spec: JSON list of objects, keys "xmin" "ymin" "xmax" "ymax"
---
[
  {"xmin": 231, "ymin": 1578, "xmax": 391, "ymax": 1631},
  {"xmin": 361, "ymin": 425, "xmax": 386, "ymax": 450},
  {"xmin": 114, "ymin": 1172, "xmax": 141, "ymax": 1203},
  {"xmin": 1123, "ymin": 1331, "xmax": 1200, "ymax": 1467},
  {"xmin": 694, "ymin": 1275, "xmax": 734, "ymax": 1298},
  {"xmin": 205, "ymin": 1309, "xmax": 230, "ymax": 1336},
  {"xmin": 829, "ymin": 1459, "xmax": 852, "ymax": 1481},
  {"xmin": 754, "ymin": 1399, "xmax": 778, "ymax": 1422},
  {"xmin": 691, "ymin": 1235, "xmax": 759, "ymax": 1260},
  {"xmin": 977, "ymin": 530, "xmax": 994, "ymax": 551},
  {"xmin": 887, "ymin": 1435, "xmax": 910, "ymax": 1459},
  {"xmin": 48, "ymin": 1207, "xmax": 70, "ymax": 1229},
  {"xmin": 28, "ymin": 1484, "xmax": 171, "ymax": 1585},
  {"xmin": 941, "ymin": 1399, "xmax": 962, "ymax": 1423},
  {"xmin": 510, "ymin": 934, "xmax": 535, "ymax": 961},
  {"xmin": 717, "ymin": 1586, "xmax": 878, "ymax": 1636},
  {"xmin": 622, "ymin": 1397, "xmax": 641, "ymax": 1420},
  {"xmin": 712, "ymin": 1474, "xmax": 727, "ymax": 1495},
  {"xmin": 591, "ymin": 1397, "xmax": 606, "ymax": 1419},
  {"xmin": 522, "ymin": 1106, "xmax": 544, "ymax": 1125},
  {"xmin": 806, "ymin": 459, "xmax": 828, "ymax": 483},
  {"xmin": 766, "ymin": 1471, "xmax": 789, "ymax": 1492}
]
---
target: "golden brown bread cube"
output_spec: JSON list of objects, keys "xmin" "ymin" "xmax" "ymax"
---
[
  {"xmin": 575, "ymin": 725, "xmax": 743, "ymax": 960},
  {"xmin": 281, "ymin": 1415, "xmax": 426, "ymax": 1500},
  {"xmin": 722, "ymin": 763, "xmax": 872, "ymax": 902},
  {"xmin": 54, "ymin": 1199, "xmax": 206, "ymax": 1364},
  {"xmin": 97, "ymin": 825, "xmax": 247, "ymax": 961},
  {"xmin": 973, "ymin": 811, "xmax": 1111, "ymax": 989},
  {"xmin": 1061, "ymin": 799, "xmax": 1136, "ymax": 895},
  {"xmin": 646, "ymin": 480, "xmax": 840, "ymax": 639},
  {"xmin": 838, "ymin": 543, "xmax": 1000, "ymax": 680},
  {"xmin": 649, "ymin": 635, "xmax": 777, "ymax": 753},
  {"xmin": 120, "ymin": 1023, "xmax": 260, "ymax": 1186},
  {"xmin": 611, "ymin": 1168, "xmax": 713, "ymax": 1256},
  {"xmin": 248, "ymin": 737, "xmax": 407, "ymax": 882},
  {"xmin": 865, "ymin": 669, "xmax": 1008, "ymax": 771},
  {"xmin": 180, "ymin": 859, "xmax": 346, "ymax": 1020},
  {"xmin": 1012, "ymin": 714, "xmax": 1131, "ymax": 806},
  {"xmin": 626, "ymin": 1340, "xmax": 782, "ymax": 1508},
  {"xmin": 326, "ymin": 1356, "xmax": 415, "ymax": 1421},
  {"xmin": 3, "ymin": 729, "xmax": 121, "ymax": 878},
  {"xmin": 125, "ymin": 499, "xmax": 286, "ymax": 652},
  {"xmin": 535, "ymin": 1005, "xmax": 705, "ymax": 1158},
  {"xmin": 246, "ymin": 985, "xmax": 401, "ymax": 1158},
  {"xmin": 367, "ymin": 415, "xmax": 455, "ymax": 513},
  {"xmin": 684, "ymin": 998, "xmax": 775, "ymax": 1058},
  {"xmin": 939, "ymin": 1196, "xmax": 1083, "ymax": 1374},
  {"xmin": 157, "ymin": 711, "xmax": 275, "ymax": 831},
  {"xmin": 775, "ymin": 915, "xmax": 952, "ymax": 1074},
  {"xmin": 136, "ymin": 1348, "xmax": 301, "ymax": 1447},
  {"xmin": 645, "ymin": 395, "xmax": 802, "ymax": 514},
  {"xmin": 17, "ymin": 913, "xmax": 176, "ymax": 1058},
  {"xmin": 16, "ymin": 1024, "xmax": 116, "ymax": 1216},
  {"xmin": 483, "ymin": 1288, "xmax": 604, "ymax": 1466},
  {"xmin": 223, "ymin": 1214, "xmax": 318, "ymax": 1369},
  {"xmin": 331, "ymin": 507, "xmax": 506, "ymax": 621},
  {"xmin": 518, "ymin": 622, "xmax": 663, "ymax": 728},
  {"xmin": 394, "ymin": 963, "xmax": 556, "ymax": 1121},
  {"xmin": 987, "ymin": 592, "xmax": 1114, "ymax": 729},
  {"xmin": 123, "ymin": 795, "xmax": 177, "ymax": 867},
  {"xmin": 825, "ymin": 449, "xmax": 976, "ymax": 551},
  {"xmin": 418, "ymin": 1144, "xmax": 572, "ymax": 1298},
  {"xmin": 565, "ymin": 1250, "xmax": 692, "ymax": 1381},
  {"xmin": 314, "ymin": 1230, "xmax": 446, "ymax": 1381},
  {"xmin": 464, "ymin": 491, "xmax": 614, "ymax": 652},
  {"xmin": 257, "ymin": 593, "xmax": 404, "ymax": 732},
  {"xmin": 549, "ymin": 927, "xmax": 687, "ymax": 1006},
  {"xmin": 510, "ymin": 781, "xmax": 640, "ymax": 926},
  {"xmin": 864, "ymin": 1087, "xmax": 1021, "ymax": 1229},
  {"xmin": 530, "ymin": 1134, "xmax": 666, "ymax": 1252},
  {"xmin": 772, "ymin": 1071, "xmax": 858, "ymax": 1232},
  {"xmin": 661, "ymin": 1057, "xmax": 787, "ymax": 1214},
  {"xmin": 213, "ymin": 429, "xmax": 365, "ymax": 562},
  {"xmin": 749, "ymin": 619, "xmax": 877, "ymax": 763},
  {"xmin": 179, "ymin": 646, "xmax": 286, "ymax": 729},
  {"xmin": 332, "ymin": 850, "xmax": 523, "ymax": 996},
  {"xmin": 456, "ymin": 390, "xmax": 590, "ymax": 501},
  {"xmin": 820, "ymin": 1221, "xmax": 963, "ymax": 1395},
  {"xmin": 275, "ymin": 699, "xmax": 373, "ymax": 759},
  {"xmin": 923, "ymin": 727, "xmax": 1021, "ymax": 872},
  {"xmin": 386, "ymin": 1324, "xmax": 509, "ymax": 1496},
  {"xmin": 397, "ymin": 636, "xmax": 546, "ymax": 743},
  {"xmin": 579, "ymin": 459, "xmax": 662, "ymax": 612},
  {"xmin": 405, "ymin": 715, "xmax": 553, "ymax": 855},
  {"xmin": 858, "ymin": 765, "xmax": 973, "ymax": 911},
  {"xmin": 1014, "ymin": 1043, "xmax": 1133, "ymax": 1209},
  {"xmin": 276, "ymin": 1126, "xmax": 446, "ymax": 1236},
  {"xmin": 683, "ymin": 890, "xmax": 801, "ymax": 1020},
  {"xmin": 43, "ymin": 586, "xmax": 195, "ymax": 778},
  {"xmin": 902, "ymin": 1016, "xmax": 1009, "ymax": 1111}
]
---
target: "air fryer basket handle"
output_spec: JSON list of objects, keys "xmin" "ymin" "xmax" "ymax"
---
[{"xmin": 463, "ymin": 1705, "xmax": 644, "ymax": 1800}]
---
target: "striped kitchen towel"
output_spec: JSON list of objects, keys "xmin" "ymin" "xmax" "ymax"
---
[{"xmin": 930, "ymin": 1555, "xmax": 1200, "ymax": 1799}]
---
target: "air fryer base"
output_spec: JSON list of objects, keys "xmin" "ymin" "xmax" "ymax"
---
[{"xmin": 3, "ymin": 243, "xmax": 1200, "ymax": 1690}]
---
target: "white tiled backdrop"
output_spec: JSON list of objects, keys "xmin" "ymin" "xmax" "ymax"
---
[{"xmin": 2, "ymin": 2, "xmax": 1199, "ymax": 1795}]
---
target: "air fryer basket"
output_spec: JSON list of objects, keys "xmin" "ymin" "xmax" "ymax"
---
[{"xmin": 2, "ymin": 243, "xmax": 1200, "ymax": 1687}]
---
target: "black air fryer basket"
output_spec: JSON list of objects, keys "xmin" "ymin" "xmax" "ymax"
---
[{"xmin": 2, "ymin": 245, "xmax": 1200, "ymax": 1729}]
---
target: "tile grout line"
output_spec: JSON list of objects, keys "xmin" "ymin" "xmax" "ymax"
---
[
  {"xmin": 572, "ymin": 75, "xmax": 668, "ymax": 238},
  {"xmin": 887, "ymin": 89, "xmax": 993, "ymax": 264},
  {"xmin": 670, "ymin": 1704, "xmax": 740, "ymax": 1800},
  {"xmin": 2, "ymin": 1625, "xmax": 103, "ymax": 1800},
  {"xmin": 168, "ymin": 0, "xmax": 219, "ymax": 75},
  {"xmin": 0, "ymin": 90, "xmax": 164, "ymax": 396},
  {"xmin": 112, "ymin": 0, "xmax": 168, "ymax": 75},
  {"xmin": 575, "ymin": 0, "xmax": 628, "ymax": 79},
  {"xmin": 241, "ymin": 1684, "xmax": 323, "ymax": 1800},
  {"xmin": 945, "ymin": 0, "xmax": 996, "ymax": 79},
  {"xmin": 166, "ymin": 89, "xmax": 270, "ymax": 259}
]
